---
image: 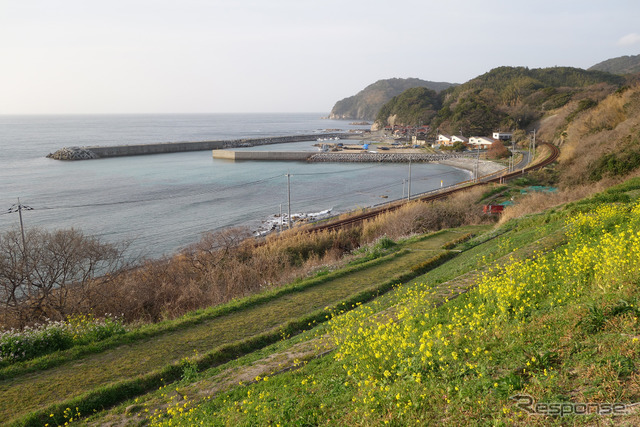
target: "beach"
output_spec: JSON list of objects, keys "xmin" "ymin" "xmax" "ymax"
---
[{"xmin": 436, "ymin": 157, "xmax": 506, "ymax": 177}]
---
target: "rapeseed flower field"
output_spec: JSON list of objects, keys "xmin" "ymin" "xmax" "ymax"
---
[{"xmin": 147, "ymin": 198, "xmax": 640, "ymax": 425}]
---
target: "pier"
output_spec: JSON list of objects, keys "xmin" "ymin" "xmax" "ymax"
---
[
  {"xmin": 212, "ymin": 150, "xmax": 314, "ymax": 161},
  {"xmin": 213, "ymin": 150, "xmax": 494, "ymax": 164},
  {"xmin": 47, "ymin": 133, "xmax": 349, "ymax": 160}
]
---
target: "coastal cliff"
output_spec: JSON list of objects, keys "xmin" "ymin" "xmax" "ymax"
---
[{"xmin": 329, "ymin": 78, "xmax": 455, "ymax": 121}]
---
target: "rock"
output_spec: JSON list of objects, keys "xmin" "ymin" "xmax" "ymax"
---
[{"xmin": 47, "ymin": 147, "xmax": 99, "ymax": 160}]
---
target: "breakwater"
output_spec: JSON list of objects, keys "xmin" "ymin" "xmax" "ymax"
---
[
  {"xmin": 47, "ymin": 133, "xmax": 349, "ymax": 160},
  {"xmin": 213, "ymin": 150, "xmax": 491, "ymax": 164},
  {"xmin": 212, "ymin": 150, "xmax": 314, "ymax": 161},
  {"xmin": 212, "ymin": 150, "xmax": 506, "ymax": 176}
]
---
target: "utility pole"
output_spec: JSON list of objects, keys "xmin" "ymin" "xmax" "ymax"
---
[
  {"xmin": 7, "ymin": 198, "xmax": 33, "ymax": 253},
  {"xmin": 532, "ymin": 128, "xmax": 537, "ymax": 160},
  {"xmin": 286, "ymin": 173, "xmax": 292, "ymax": 230},
  {"xmin": 475, "ymin": 147, "xmax": 480, "ymax": 182},
  {"xmin": 407, "ymin": 160, "xmax": 412, "ymax": 201},
  {"xmin": 524, "ymin": 133, "xmax": 533, "ymax": 175},
  {"xmin": 279, "ymin": 204, "xmax": 283, "ymax": 233}
]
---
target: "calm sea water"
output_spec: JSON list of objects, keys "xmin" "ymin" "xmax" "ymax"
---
[{"xmin": 0, "ymin": 114, "xmax": 470, "ymax": 258}]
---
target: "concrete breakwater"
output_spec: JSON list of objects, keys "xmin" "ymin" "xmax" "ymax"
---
[
  {"xmin": 212, "ymin": 150, "xmax": 315, "ymax": 161},
  {"xmin": 213, "ymin": 150, "xmax": 507, "ymax": 177},
  {"xmin": 47, "ymin": 133, "xmax": 349, "ymax": 160},
  {"xmin": 213, "ymin": 150, "xmax": 489, "ymax": 165}
]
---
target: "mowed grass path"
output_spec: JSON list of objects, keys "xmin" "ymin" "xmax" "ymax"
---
[{"xmin": 0, "ymin": 228, "xmax": 483, "ymax": 422}]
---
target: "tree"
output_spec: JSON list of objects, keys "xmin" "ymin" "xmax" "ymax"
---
[
  {"xmin": 0, "ymin": 228, "xmax": 128, "ymax": 328},
  {"xmin": 487, "ymin": 142, "xmax": 510, "ymax": 159},
  {"xmin": 452, "ymin": 141, "xmax": 467, "ymax": 152}
]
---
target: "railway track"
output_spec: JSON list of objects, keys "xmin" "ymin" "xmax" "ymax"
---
[{"xmin": 306, "ymin": 143, "xmax": 560, "ymax": 234}]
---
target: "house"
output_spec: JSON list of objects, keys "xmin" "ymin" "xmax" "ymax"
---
[
  {"xmin": 468, "ymin": 136, "xmax": 495, "ymax": 149},
  {"xmin": 492, "ymin": 131, "xmax": 513, "ymax": 141},
  {"xmin": 451, "ymin": 135, "xmax": 469, "ymax": 145},
  {"xmin": 437, "ymin": 134, "xmax": 453, "ymax": 146},
  {"xmin": 412, "ymin": 135, "xmax": 427, "ymax": 145}
]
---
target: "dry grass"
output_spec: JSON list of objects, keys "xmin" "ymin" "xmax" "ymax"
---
[
  {"xmin": 555, "ymin": 84, "xmax": 640, "ymax": 186},
  {"xmin": 498, "ymin": 183, "xmax": 608, "ymax": 224},
  {"xmin": 361, "ymin": 186, "xmax": 491, "ymax": 242}
]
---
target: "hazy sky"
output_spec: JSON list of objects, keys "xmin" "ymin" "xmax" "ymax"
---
[{"xmin": 1, "ymin": 0, "xmax": 639, "ymax": 114}]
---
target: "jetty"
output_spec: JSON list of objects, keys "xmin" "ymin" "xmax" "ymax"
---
[
  {"xmin": 213, "ymin": 150, "xmax": 490, "ymax": 164},
  {"xmin": 47, "ymin": 133, "xmax": 349, "ymax": 160}
]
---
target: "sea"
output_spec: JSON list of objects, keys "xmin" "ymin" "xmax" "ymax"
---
[{"xmin": 0, "ymin": 113, "xmax": 471, "ymax": 259}]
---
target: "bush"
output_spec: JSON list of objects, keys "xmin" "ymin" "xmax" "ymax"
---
[
  {"xmin": 589, "ymin": 147, "xmax": 640, "ymax": 181},
  {"xmin": 0, "ymin": 314, "xmax": 125, "ymax": 364},
  {"xmin": 0, "ymin": 228, "xmax": 129, "ymax": 329},
  {"xmin": 566, "ymin": 98, "xmax": 598, "ymax": 123}
]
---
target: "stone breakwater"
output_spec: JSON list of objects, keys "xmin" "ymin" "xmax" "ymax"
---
[
  {"xmin": 46, "ymin": 146, "xmax": 100, "ymax": 160},
  {"xmin": 47, "ymin": 133, "xmax": 350, "ymax": 160}
]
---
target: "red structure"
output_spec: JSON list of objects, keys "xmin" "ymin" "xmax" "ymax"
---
[{"xmin": 483, "ymin": 205, "xmax": 505, "ymax": 214}]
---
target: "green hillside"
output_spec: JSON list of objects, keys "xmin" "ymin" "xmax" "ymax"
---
[
  {"xmin": 374, "ymin": 66, "xmax": 626, "ymax": 135},
  {"xmin": 589, "ymin": 54, "xmax": 640, "ymax": 75},
  {"xmin": 329, "ymin": 78, "xmax": 455, "ymax": 120},
  {"xmin": 374, "ymin": 86, "xmax": 441, "ymax": 127}
]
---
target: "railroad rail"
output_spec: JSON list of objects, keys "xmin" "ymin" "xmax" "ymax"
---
[{"xmin": 305, "ymin": 143, "xmax": 560, "ymax": 234}]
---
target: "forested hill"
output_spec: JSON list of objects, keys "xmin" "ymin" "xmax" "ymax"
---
[
  {"xmin": 374, "ymin": 66, "xmax": 626, "ymax": 135},
  {"xmin": 589, "ymin": 54, "xmax": 640, "ymax": 75},
  {"xmin": 328, "ymin": 78, "xmax": 455, "ymax": 121},
  {"xmin": 374, "ymin": 87, "xmax": 441, "ymax": 128}
]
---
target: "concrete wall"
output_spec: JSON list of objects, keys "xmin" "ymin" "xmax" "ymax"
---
[{"xmin": 212, "ymin": 150, "xmax": 313, "ymax": 161}]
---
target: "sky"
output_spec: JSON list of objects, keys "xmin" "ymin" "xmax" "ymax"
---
[{"xmin": 1, "ymin": 0, "xmax": 639, "ymax": 114}]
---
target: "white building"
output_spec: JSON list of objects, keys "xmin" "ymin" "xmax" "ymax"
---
[{"xmin": 492, "ymin": 131, "xmax": 513, "ymax": 141}]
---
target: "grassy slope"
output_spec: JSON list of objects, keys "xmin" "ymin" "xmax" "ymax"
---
[
  {"xmin": 101, "ymin": 178, "xmax": 640, "ymax": 426},
  {"xmin": 82, "ymin": 212, "xmax": 569, "ymax": 425},
  {"xmin": 3, "ymin": 227, "xmax": 489, "ymax": 425}
]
